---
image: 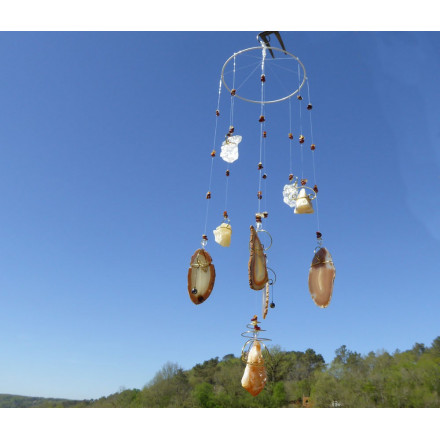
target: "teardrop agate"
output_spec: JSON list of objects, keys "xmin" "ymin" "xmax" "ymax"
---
[
  {"xmin": 308, "ymin": 247, "xmax": 336, "ymax": 308},
  {"xmin": 248, "ymin": 225, "xmax": 268, "ymax": 290},
  {"xmin": 241, "ymin": 340, "xmax": 267, "ymax": 396}
]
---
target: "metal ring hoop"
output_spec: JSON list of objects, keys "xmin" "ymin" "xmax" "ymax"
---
[
  {"xmin": 221, "ymin": 46, "xmax": 307, "ymax": 104},
  {"xmin": 299, "ymin": 186, "xmax": 317, "ymax": 201},
  {"xmin": 256, "ymin": 228, "xmax": 273, "ymax": 251},
  {"xmin": 267, "ymin": 267, "xmax": 277, "ymax": 285}
]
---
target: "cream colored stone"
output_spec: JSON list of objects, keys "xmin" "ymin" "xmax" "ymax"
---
[
  {"xmin": 213, "ymin": 222, "xmax": 232, "ymax": 247},
  {"xmin": 241, "ymin": 341, "xmax": 267, "ymax": 396},
  {"xmin": 294, "ymin": 188, "xmax": 314, "ymax": 214}
]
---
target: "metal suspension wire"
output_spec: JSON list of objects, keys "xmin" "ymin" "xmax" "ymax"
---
[
  {"xmin": 306, "ymin": 78, "xmax": 321, "ymax": 233},
  {"xmin": 202, "ymin": 76, "xmax": 223, "ymax": 241},
  {"xmin": 298, "ymin": 64, "xmax": 304, "ymax": 180},
  {"xmin": 257, "ymin": 45, "xmax": 266, "ymax": 214}
]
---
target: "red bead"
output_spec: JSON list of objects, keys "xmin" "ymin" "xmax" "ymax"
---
[
  {"xmin": 231, "ymin": 89, "xmax": 236, "ymax": 96},
  {"xmin": 310, "ymin": 144, "xmax": 316, "ymax": 151}
]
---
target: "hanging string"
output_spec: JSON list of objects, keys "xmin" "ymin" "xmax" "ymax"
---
[
  {"xmin": 288, "ymin": 97, "xmax": 293, "ymax": 176},
  {"xmin": 224, "ymin": 55, "xmax": 237, "ymax": 219},
  {"xmin": 202, "ymin": 76, "xmax": 223, "ymax": 242},
  {"xmin": 306, "ymin": 77, "xmax": 321, "ymax": 233},
  {"xmin": 230, "ymin": 54, "xmax": 236, "ymax": 128},
  {"xmin": 298, "ymin": 64, "xmax": 304, "ymax": 180},
  {"xmin": 257, "ymin": 45, "xmax": 266, "ymax": 215}
]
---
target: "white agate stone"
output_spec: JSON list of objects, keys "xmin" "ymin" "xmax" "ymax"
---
[
  {"xmin": 220, "ymin": 135, "xmax": 242, "ymax": 163},
  {"xmin": 283, "ymin": 182, "xmax": 299, "ymax": 208},
  {"xmin": 213, "ymin": 222, "xmax": 232, "ymax": 247},
  {"xmin": 294, "ymin": 188, "xmax": 314, "ymax": 214}
]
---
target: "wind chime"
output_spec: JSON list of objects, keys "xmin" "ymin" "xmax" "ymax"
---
[{"xmin": 187, "ymin": 32, "xmax": 336, "ymax": 396}]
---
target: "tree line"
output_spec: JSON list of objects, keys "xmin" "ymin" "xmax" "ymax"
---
[{"xmin": 2, "ymin": 337, "xmax": 439, "ymax": 407}]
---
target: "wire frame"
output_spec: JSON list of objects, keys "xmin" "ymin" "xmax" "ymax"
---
[
  {"xmin": 221, "ymin": 46, "xmax": 307, "ymax": 104},
  {"xmin": 241, "ymin": 319, "xmax": 271, "ymax": 366}
]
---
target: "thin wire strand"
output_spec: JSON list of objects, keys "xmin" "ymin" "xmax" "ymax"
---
[
  {"xmin": 298, "ymin": 64, "xmax": 304, "ymax": 179},
  {"xmin": 289, "ymin": 97, "xmax": 293, "ymax": 175},
  {"xmin": 306, "ymin": 77, "xmax": 320, "ymax": 232},
  {"xmin": 203, "ymin": 76, "xmax": 223, "ymax": 238},
  {"xmin": 258, "ymin": 46, "xmax": 266, "ymax": 214}
]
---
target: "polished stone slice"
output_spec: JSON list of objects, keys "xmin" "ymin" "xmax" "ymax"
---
[
  {"xmin": 294, "ymin": 188, "xmax": 314, "ymax": 214},
  {"xmin": 241, "ymin": 340, "xmax": 267, "ymax": 396},
  {"xmin": 248, "ymin": 225, "xmax": 268, "ymax": 290},
  {"xmin": 187, "ymin": 248, "xmax": 216, "ymax": 305},
  {"xmin": 213, "ymin": 222, "xmax": 232, "ymax": 247},
  {"xmin": 308, "ymin": 247, "xmax": 336, "ymax": 308}
]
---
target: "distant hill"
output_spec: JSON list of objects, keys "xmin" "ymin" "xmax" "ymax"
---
[
  {"xmin": 2, "ymin": 336, "xmax": 439, "ymax": 408},
  {"xmin": 0, "ymin": 394, "xmax": 91, "ymax": 408}
]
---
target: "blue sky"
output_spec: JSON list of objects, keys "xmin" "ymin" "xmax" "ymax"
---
[{"xmin": 0, "ymin": 31, "xmax": 439, "ymax": 401}]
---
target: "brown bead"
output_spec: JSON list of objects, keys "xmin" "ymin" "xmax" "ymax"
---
[
  {"xmin": 261, "ymin": 74, "xmax": 266, "ymax": 82},
  {"xmin": 202, "ymin": 234, "xmax": 208, "ymax": 240},
  {"xmin": 262, "ymin": 173, "xmax": 267, "ymax": 179},
  {"xmin": 263, "ymin": 131, "xmax": 267, "ymax": 138},
  {"xmin": 206, "ymin": 191, "xmax": 211, "ymax": 199},
  {"xmin": 231, "ymin": 89, "xmax": 236, "ymax": 96},
  {"xmin": 310, "ymin": 144, "xmax": 316, "ymax": 151},
  {"xmin": 299, "ymin": 135, "xmax": 305, "ymax": 144},
  {"xmin": 223, "ymin": 211, "xmax": 228, "ymax": 218},
  {"xmin": 288, "ymin": 133, "xmax": 293, "ymax": 140},
  {"xmin": 307, "ymin": 104, "xmax": 313, "ymax": 110},
  {"xmin": 297, "ymin": 95, "xmax": 303, "ymax": 100},
  {"xmin": 289, "ymin": 174, "xmax": 294, "ymax": 181},
  {"xmin": 226, "ymin": 170, "xmax": 230, "ymax": 177},
  {"xmin": 313, "ymin": 185, "xmax": 318, "ymax": 193},
  {"xmin": 316, "ymin": 231, "xmax": 322, "ymax": 239},
  {"xmin": 263, "ymin": 212, "xmax": 268, "ymax": 218},
  {"xmin": 259, "ymin": 115, "xmax": 265, "ymax": 123},
  {"xmin": 229, "ymin": 126, "xmax": 234, "ymax": 134},
  {"xmin": 255, "ymin": 215, "xmax": 262, "ymax": 223},
  {"xmin": 301, "ymin": 179, "xmax": 308, "ymax": 186},
  {"xmin": 210, "ymin": 150, "xmax": 216, "ymax": 157},
  {"xmin": 215, "ymin": 109, "xmax": 220, "ymax": 116},
  {"xmin": 257, "ymin": 191, "xmax": 262, "ymax": 200},
  {"xmin": 258, "ymin": 162, "xmax": 263, "ymax": 170}
]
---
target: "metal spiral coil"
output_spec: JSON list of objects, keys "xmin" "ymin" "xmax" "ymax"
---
[{"xmin": 241, "ymin": 316, "xmax": 271, "ymax": 366}]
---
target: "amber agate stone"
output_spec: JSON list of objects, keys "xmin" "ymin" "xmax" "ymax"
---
[
  {"xmin": 248, "ymin": 225, "xmax": 268, "ymax": 291},
  {"xmin": 241, "ymin": 341, "xmax": 267, "ymax": 396},
  {"xmin": 308, "ymin": 247, "xmax": 336, "ymax": 308},
  {"xmin": 187, "ymin": 249, "xmax": 216, "ymax": 305}
]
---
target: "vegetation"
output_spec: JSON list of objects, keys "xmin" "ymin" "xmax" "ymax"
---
[{"xmin": 2, "ymin": 337, "xmax": 439, "ymax": 408}]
